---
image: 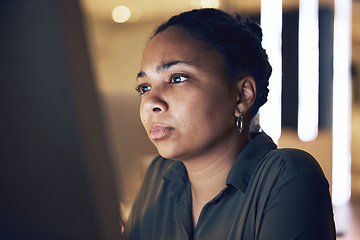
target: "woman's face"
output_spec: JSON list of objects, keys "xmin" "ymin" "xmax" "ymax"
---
[{"xmin": 137, "ymin": 26, "xmax": 239, "ymax": 161}]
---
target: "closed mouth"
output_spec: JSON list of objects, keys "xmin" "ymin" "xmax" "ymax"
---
[{"xmin": 150, "ymin": 124, "xmax": 174, "ymax": 140}]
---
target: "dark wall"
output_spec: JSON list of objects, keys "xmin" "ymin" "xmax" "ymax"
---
[
  {"xmin": 0, "ymin": 0, "xmax": 122, "ymax": 239},
  {"xmin": 281, "ymin": 8, "xmax": 333, "ymax": 129},
  {"xmin": 282, "ymin": 9, "xmax": 300, "ymax": 128}
]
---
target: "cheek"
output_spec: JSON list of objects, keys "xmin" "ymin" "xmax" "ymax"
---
[
  {"xmin": 139, "ymin": 103, "xmax": 148, "ymax": 127},
  {"xmin": 203, "ymin": 96, "xmax": 235, "ymax": 129},
  {"xmin": 194, "ymin": 86, "xmax": 233, "ymax": 113},
  {"xmin": 179, "ymin": 92, "xmax": 232, "ymax": 129}
]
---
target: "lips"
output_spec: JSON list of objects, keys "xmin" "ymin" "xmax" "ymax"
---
[{"xmin": 150, "ymin": 124, "xmax": 174, "ymax": 140}]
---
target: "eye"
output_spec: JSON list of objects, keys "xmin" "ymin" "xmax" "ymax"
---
[
  {"xmin": 170, "ymin": 73, "xmax": 189, "ymax": 84},
  {"xmin": 135, "ymin": 84, "xmax": 151, "ymax": 95}
]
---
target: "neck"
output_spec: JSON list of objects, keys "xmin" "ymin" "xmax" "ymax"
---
[
  {"xmin": 182, "ymin": 132, "xmax": 249, "ymax": 227},
  {"xmin": 183, "ymin": 132, "xmax": 249, "ymax": 186},
  {"xmin": 186, "ymin": 148, "xmax": 236, "ymax": 199}
]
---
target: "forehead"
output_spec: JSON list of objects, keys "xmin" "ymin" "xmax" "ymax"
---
[{"xmin": 141, "ymin": 26, "xmax": 224, "ymax": 69}]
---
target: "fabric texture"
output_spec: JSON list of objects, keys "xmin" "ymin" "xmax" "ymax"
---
[{"xmin": 123, "ymin": 132, "xmax": 336, "ymax": 240}]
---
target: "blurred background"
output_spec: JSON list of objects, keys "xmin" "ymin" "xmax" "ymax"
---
[{"xmin": 0, "ymin": 0, "xmax": 359, "ymax": 239}]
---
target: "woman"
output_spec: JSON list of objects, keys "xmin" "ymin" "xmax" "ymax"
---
[{"xmin": 124, "ymin": 8, "xmax": 335, "ymax": 239}]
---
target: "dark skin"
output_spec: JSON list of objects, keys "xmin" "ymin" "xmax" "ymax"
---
[{"xmin": 137, "ymin": 26, "xmax": 257, "ymax": 227}]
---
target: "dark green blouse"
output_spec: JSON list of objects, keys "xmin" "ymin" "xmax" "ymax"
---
[{"xmin": 124, "ymin": 132, "xmax": 335, "ymax": 239}]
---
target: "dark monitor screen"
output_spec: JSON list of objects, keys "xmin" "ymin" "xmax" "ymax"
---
[{"xmin": 0, "ymin": 0, "xmax": 122, "ymax": 239}]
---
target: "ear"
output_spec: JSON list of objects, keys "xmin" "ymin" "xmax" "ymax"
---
[{"xmin": 234, "ymin": 75, "xmax": 256, "ymax": 117}]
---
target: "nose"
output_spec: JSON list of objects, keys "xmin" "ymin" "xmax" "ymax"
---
[{"xmin": 142, "ymin": 88, "xmax": 168, "ymax": 113}]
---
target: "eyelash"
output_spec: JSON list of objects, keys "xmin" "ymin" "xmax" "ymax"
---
[{"xmin": 135, "ymin": 73, "xmax": 189, "ymax": 95}]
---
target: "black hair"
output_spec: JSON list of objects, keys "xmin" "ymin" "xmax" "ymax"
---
[{"xmin": 152, "ymin": 8, "xmax": 272, "ymax": 119}]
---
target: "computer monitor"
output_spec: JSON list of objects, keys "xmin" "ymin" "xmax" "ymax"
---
[{"xmin": 0, "ymin": 1, "xmax": 122, "ymax": 239}]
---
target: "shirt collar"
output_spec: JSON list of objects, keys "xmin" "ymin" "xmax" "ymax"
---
[
  {"xmin": 226, "ymin": 132, "xmax": 277, "ymax": 193},
  {"xmin": 162, "ymin": 160, "xmax": 189, "ymax": 199}
]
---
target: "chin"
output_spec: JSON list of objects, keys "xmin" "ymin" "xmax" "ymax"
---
[
  {"xmin": 158, "ymin": 150, "xmax": 177, "ymax": 160},
  {"xmin": 153, "ymin": 139, "xmax": 194, "ymax": 161},
  {"xmin": 156, "ymin": 146, "xmax": 182, "ymax": 160}
]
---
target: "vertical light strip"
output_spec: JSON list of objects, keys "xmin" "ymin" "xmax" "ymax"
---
[
  {"xmin": 332, "ymin": 0, "xmax": 352, "ymax": 207},
  {"xmin": 260, "ymin": 0, "xmax": 282, "ymax": 143},
  {"xmin": 298, "ymin": 0, "xmax": 319, "ymax": 142}
]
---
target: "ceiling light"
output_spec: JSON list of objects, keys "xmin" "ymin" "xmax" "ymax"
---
[{"xmin": 112, "ymin": 5, "xmax": 131, "ymax": 23}]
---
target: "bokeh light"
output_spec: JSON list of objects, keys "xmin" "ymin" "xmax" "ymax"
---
[{"xmin": 112, "ymin": 5, "xmax": 131, "ymax": 23}]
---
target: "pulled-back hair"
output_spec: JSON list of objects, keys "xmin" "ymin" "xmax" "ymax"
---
[{"xmin": 152, "ymin": 8, "xmax": 272, "ymax": 119}]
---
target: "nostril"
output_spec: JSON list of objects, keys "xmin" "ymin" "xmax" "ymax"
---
[{"xmin": 153, "ymin": 107, "xmax": 161, "ymax": 112}]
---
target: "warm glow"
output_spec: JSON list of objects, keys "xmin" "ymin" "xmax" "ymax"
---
[
  {"xmin": 128, "ymin": 6, "xmax": 142, "ymax": 23},
  {"xmin": 298, "ymin": 0, "xmax": 319, "ymax": 142},
  {"xmin": 332, "ymin": 0, "xmax": 352, "ymax": 206},
  {"xmin": 200, "ymin": 0, "xmax": 219, "ymax": 8},
  {"xmin": 260, "ymin": 0, "xmax": 283, "ymax": 143},
  {"xmin": 112, "ymin": 5, "xmax": 131, "ymax": 23}
]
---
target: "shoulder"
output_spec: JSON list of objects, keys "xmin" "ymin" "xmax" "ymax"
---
[
  {"xmin": 265, "ymin": 148, "xmax": 321, "ymax": 170},
  {"xmin": 260, "ymin": 148, "xmax": 329, "ymax": 191},
  {"xmin": 266, "ymin": 148, "xmax": 325, "ymax": 176},
  {"xmin": 254, "ymin": 148, "xmax": 335, "ymax": 239}
]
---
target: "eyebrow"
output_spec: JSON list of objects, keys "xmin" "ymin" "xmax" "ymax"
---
[{"xmin": 136, "ymin": 60, "xmax": 194, "ymax": 79}]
